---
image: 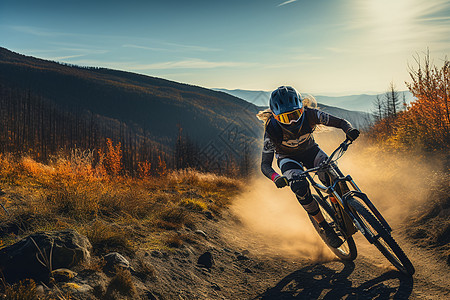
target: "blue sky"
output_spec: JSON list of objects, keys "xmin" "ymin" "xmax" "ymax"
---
[{"xmin": 1, "ymin": 0, "xmax": 449, "ymax": 95}]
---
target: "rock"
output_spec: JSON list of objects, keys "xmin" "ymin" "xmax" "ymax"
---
[
  {"xmin": 223, "ymin": 248, "xmax": 232, "ymax": 253},
  {"xmin": 244, "ymin": 268, "xmax": 253, "ymax": 273},
  {"xmin": 194, "ymin": 230, "xmax": 207, "ymax": 238},
  {"xmin": 242, "ymin": 250, "xmax": 250, "ymax": 256},
  {"xmin": 211, "ymin": 283, "xmax": 221, "ymax": 291},
  {"xmin": 51, "ymin": 268, "xmax": 77, "ymax": 282},
  {"xmin": 237, "ymin": 255, "xmax": 249, "ymax": 261},
  {"xmin": 197, "ymin": 251, "xmax": 214, "ymax": 269},
  {"xmin": 0, "ymin": 229, "xmax": 91, "ymax": 283},
  {"xmin": 103, "ymin": 252, "xmax": 131, "ymax": 274}
]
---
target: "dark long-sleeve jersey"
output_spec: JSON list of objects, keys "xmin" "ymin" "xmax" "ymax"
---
[{"xmin": 261, "ymin": 108, "xmax": 353, "ymax": 180}]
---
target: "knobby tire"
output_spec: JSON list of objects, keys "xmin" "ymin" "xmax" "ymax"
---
[{"xmin": 347, "ymin": 197, "xmax": 415, "ymax": 275}]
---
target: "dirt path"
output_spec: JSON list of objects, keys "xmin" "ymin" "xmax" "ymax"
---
[{"xmin": 217, "ymin": 210, "xmax": 450, "ymax": 300}]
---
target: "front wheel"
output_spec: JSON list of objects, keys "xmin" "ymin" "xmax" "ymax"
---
[
  {"xmin": 347, "ymin": 197, "xmax": 415, "ymax": 275},
  {"xmin": 309, "ymin": 195, "xmax": 357, "ymax": 261}
]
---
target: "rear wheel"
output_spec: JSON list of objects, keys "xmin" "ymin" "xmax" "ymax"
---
[
  {"xmin": 309, "ymin": 195, "xmax": 357, "ymax": 261},
  {"xmin": 347, "ymin": 197, "xmax": 415, "ymax": 275}
]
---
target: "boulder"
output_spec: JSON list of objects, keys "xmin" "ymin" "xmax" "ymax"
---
[
  {"xmin": 0, "ymin": 229, "xmax": 91, "ymax": 283},
  {"xmin": 197, "ymin": 251, "xmax": 214, "ymax": 269},
  {"xmin": 103, "ymin": 252, "xmax": 132, "ymax": 275}
]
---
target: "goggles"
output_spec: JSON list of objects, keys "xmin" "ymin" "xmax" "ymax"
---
[{"xmin": 273, "ymin": 108, "xmax": 303, "ymax": 124}]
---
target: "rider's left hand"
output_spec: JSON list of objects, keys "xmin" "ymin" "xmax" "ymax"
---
[
  {"xmin": 346, "ymin": 128, "xmax": 360, "ymax": 141},
  {"xmin": 274, "ymin": 175, "xmax": 289, "ymax": 188}
]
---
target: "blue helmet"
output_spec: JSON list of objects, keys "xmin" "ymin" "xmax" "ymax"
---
[{"xmin": 269, "ymin": 86, "xmax": 304, "ymax": 125}]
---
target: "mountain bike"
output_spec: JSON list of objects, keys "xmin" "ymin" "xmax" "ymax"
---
[{"xmin": 291, "ymin": 139, "xmax": 415, "ymax": 275}]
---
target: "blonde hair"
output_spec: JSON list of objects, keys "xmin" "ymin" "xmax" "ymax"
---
[{"xmin": 255, "ymin": 93, "xmax": 318, "ymax": 124}]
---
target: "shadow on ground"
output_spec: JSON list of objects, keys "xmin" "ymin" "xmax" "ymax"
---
[{"xmin": 255, "ymin": 262, "xmax": 413, "ymax": 299}]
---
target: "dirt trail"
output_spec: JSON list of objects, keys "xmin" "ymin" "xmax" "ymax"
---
[{"xmin": 216, "ymin": 206, "xmax": 450, "ymax": 299}]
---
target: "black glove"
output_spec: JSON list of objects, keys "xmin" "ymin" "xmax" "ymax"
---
[
  {"xmin": 346, "ymin": 128, "xmax": 360, "ymax": 141},
  {"xmin": 274, "ymin": 175, "xmax": 289, "ymax": 188}
]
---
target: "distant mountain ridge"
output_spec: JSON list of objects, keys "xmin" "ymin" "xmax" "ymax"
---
[
  {"xmin": 214, "ymin": 88, "xmax": 415, "ymax": 113},
  {"xmin": 214, "ymin": 88, "xmax": 372, "ymax": 128}
]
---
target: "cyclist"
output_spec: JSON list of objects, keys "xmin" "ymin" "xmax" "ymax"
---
[{"xmin": 257, "ymin": 86, "xmax": 360, "ymax": 248}]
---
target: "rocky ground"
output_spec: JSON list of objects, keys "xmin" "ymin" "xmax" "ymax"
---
[{"xmin": 2, "ymin": 203, "xmax": 449, "ymax": 300}]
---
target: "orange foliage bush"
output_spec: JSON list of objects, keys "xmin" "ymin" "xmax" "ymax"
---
[
  {"xmin": 369, "ymin": 54, "xmax": 449, "ymax": 152},
  {"xmin": 157, "ymin": 155, "xmax": 167, "ymax": 177},
  {"xmin": 98, "ymin": 138, "xmax": 123, "ymax": 177},
  {"xmin": 137, "ymin": 160, "xmax": 152, "ymax": 178}
]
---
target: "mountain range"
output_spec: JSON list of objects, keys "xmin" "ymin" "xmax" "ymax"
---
[
  {"xmin": 0, "ymin": 47, "xmax": 374, "ymax": 169},
  {"xmin": 214, "ymin": 88, "xmax": 415, "ymax": 114},
  {"xmin": 214, "ymin": 88, "xmax": 372, "ymax": 128}
]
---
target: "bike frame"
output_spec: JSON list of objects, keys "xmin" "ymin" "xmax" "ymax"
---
[{"xmin": 293, "ymin": 139, "xmax": 392, "ymax": 243}]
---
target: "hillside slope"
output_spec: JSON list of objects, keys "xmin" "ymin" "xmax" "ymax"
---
[{"xmin": 0, "ymin": 48, "xmax": 262, "ymax": 147}]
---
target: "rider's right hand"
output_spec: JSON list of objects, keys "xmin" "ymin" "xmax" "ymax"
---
[
  {"xmin": 274, "ymin": 175, "xmax": 289, "ymax": 188},
  {"xmin": 346, "ymin": 128, "xmax": 360, "ymax": 141}
]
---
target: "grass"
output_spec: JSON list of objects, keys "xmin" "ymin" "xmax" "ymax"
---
[{"xmin": 0, "ymin": 153, "xmax": 242, "ymax": 256}]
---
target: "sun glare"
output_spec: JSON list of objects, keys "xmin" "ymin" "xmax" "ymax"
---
[{"xmin": 362, "ymin": 0, "xmax": 413, "ymax": 44}]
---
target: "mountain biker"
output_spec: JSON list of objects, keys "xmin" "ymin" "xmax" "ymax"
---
[{"xmin": 257, "ymin": 86, "xmax": 360, "ymax": 248}]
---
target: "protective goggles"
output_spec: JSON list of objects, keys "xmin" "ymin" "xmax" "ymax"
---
[{"xmin": 273, "ymin": 108, "xmax": 303, "ymax": 124}]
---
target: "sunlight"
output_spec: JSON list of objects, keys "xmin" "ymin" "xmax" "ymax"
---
[{"xmin": 362, "ymin": 0, "xmax": 413, "ymax": 44}]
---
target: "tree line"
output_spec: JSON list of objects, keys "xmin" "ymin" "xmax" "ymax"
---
[
  {"xmin": 369, "ymin": 52, "xmax": 449, "ymax": 152},
  {"xmin": 0, "ymin": 84, "xmax": 255, "ymax": 177},
  {"xmin": 0, "ymin": 84, "xmax": 170, "ymax": 176}
]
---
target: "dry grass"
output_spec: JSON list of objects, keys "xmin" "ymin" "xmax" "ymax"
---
[
  {"xmin": 104, "ymin": 268, "xmax": 137, "ymax": 299},
  {"xmin": 0, "ymin": 152, "xmax": 241, "ymax": 253}
]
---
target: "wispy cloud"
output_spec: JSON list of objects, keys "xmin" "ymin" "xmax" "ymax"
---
[
  {"xmin": 11, "ymin": 26, "xmax": 68, "ymax": 37},
  {"xmin": 123, "ymin": 42, "xmax": 221, "ymax": 53},
  {"xmin": 130, "ymin": 59, "xmax": 252, "ymax": 70},
  {"xmin": 278, "ymin": 0, "xmax": 298, "ymax": 7},
  {"xmin": 67, "ymin": 59, "xmax": 254, "ymax": 70},
  {"xmin": 50, "ymin": 54, "xmax": 86, "ymax": 60},
  {"xmin": 122, "ymin": 44, "xmax": 169, "ymax": 52}
]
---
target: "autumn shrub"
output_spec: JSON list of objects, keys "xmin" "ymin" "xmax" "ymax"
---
[
  {"xmin": 369, "ymin": 53, "xmax": 449, "ymax": 153},
  {"xmin": 99, "ymin": 138, "xmax": 123, "ymax": 177}
]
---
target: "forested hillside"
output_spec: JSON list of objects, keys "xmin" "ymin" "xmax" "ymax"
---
[{"xmin": 0, "ymin": 47, "xmax": 262, "ymax": 174}]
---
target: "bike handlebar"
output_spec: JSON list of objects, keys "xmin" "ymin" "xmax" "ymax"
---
[
  {"xmin": 325, "ymin": 138, "xmax": 352, "ymax": 165},
  {"xmin": 288, "ymin": 138, "xmax": 353, "ymax": 181}
]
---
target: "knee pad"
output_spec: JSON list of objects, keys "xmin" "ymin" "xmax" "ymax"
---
[{"xmin": 290, "ymin": 177, "xmax": 310, "ymax": 199}]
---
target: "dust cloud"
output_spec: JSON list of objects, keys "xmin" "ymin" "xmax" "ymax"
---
[
  {"xmin": 226, "ymin": 128, "xmax": 440, "ymax": 261},
  {"xmin": 315, "ymin": 129, "xmax": 438, "ymax": 226},
  {"xmin": 228, "ymin": 176, "xmax": 334, "ymax": 261}
]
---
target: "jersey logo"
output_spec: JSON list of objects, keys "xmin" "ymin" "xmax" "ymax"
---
[{"xmin": 281, "ymin": 133, "xmax": 311, "ymax": 148}]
